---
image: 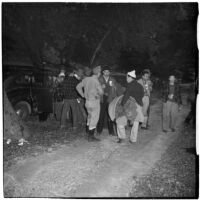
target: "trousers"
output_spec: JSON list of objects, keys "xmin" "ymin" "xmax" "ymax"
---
[
  {"xmin": 60, "ymin": 99, "xmax": 80, "ymax": 128},
  {"xmin": 97, "ymin": 95, "xmax": 114, "ymax": 134},
  {"xmin": 85, "ymin": 99, "xmax": 100, "ymax": 130},
  {"xmin": 116, "ymin": 116, "xmax": 140, "ymax": 142},
  {"xmin": 54, "ymin": 101, "xmax": 64, "ymax": 121},
  {"xmin": 162, "ymin": 101, "xmax": 179, "ymax": 130},
  {"xmin": 141, "ymin": 95, "xmax": 150, "ymax": 128}
]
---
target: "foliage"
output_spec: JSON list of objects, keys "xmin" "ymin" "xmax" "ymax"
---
[{"xmin": 2, "ymin": 3, "xmax": 198, "ymax": 78}]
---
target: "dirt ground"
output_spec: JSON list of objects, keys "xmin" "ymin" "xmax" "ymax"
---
[
  {"xmin": 129, "ymin": 125, "xmax": 197, "ymax": 198},
  {"xmin": 3, "ymin": 89, "xmax": 195, "ymax": 198}
]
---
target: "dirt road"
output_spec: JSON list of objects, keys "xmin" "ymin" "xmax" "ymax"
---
[{"xmin": 4, "ymin": 95, "xmax": 189, "ymax": 197}]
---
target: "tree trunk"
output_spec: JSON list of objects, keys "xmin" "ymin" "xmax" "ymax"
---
[{"xmin": 3, "ymin": 90, "xmax": 29, "ymax": 141}]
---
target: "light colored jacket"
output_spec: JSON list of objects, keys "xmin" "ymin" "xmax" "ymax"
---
[{"xmin": 76, "ymin": 75, "xmax": 103, "ymax": 101}]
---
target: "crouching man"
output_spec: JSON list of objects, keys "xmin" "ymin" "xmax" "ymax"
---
[
  {"xmin": 76, "ymin": 65, "xmax": 103, "ymax": 142},
  {"xmin": 109, "ymin": 70, "xmax": 144, "ymax": 143}
]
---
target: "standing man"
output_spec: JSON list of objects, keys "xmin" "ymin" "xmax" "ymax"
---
[
  {"xmin": 97, "ymin": 66, "xmax": 116, "ymax": 135},
  {"xmin": 137, "ymin": 69, "xmax": 153, "ymax": 129},
  {"xmin": 116, "ymin": 70, "xmax": 144, "ymax": 143},
  {"xmin": 53, "ymin": 70, "xmax": 65, "ymax": 121},
  {"xmin": 162, "ymin": 75, "xmax": 182, "ymax": 132},
  {"xmin": 76, "ymin": 65, "xmax": 103, "ymax": 142},
  {"xmin": 60, "ymin": 67, "xmax": 84, "ymax": 131}
]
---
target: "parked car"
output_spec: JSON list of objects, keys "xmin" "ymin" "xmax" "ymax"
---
[{"xmin": 4, "ymin": 67, "xmax": 54, "ymax": 120}]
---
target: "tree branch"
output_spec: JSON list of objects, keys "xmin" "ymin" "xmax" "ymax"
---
[{"xmin": 90, "ymin": 28, "xmax": 111, "ymax": 66}]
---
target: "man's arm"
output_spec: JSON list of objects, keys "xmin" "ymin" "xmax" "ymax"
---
[
  {"xmin": 97, "ymin": 81, "xmax": 104, "ymax": 96},
  {"xmin": 148, "ymin": 80, "xmax": 153, "ymax": 92},
  {"xmin": 76, "ymin": 81, "xmax": 84, "ymax": 98},
  {"xmin": 116, "ymin": 82, "xmax": 126, "ymax": 96}
]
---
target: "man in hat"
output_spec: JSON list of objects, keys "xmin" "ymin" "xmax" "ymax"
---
[
  {"xmin": 116, "ymin": 70, "xmax": 144, "ymax": 143},
  {"xmin": 137, "ymin": 69, "xmax": 153, "ymax": 129},
  {"xmin": 60, "ymin": 68, "xmax": 84, "ymax": 131},
  {"xmin": 162, "ymin": 75, "xmax": 182, "ymax": 132},
  {"xmin": 76, "ymin": 65, "xmax": 103, "ymax": 141},
  {"xmin": 97, "ymin": 66, "xmax": 116, "ymax": 135}
]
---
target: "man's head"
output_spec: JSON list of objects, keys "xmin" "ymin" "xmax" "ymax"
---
[
  {"xmin": 92, "ymin": 65, "xmax": 101, "ymax": 77},
  {"xmin": 57, "ymin": 70, "xmax": 65, "ymax": 82},
  {"xmin": 127, "ymin": 70, "xmax": 136, "ymax": 83},
  {"xmin": 74, "ymin": 68, "xmax": 84, "ymax": 80},
  {"xmin": 84, "ymin": 66, "xmax": 92, "ymax": 77},
  {"xmin": 142, "ymin": 69, "xmax": 151, "ymax": 81},
  {"xmin": 102, "ymin": 66, "xmax": 110, "ymax": 77},
  {"xmin": 169, "ymin": 75, "xmax": 176, "ymax": 84}
]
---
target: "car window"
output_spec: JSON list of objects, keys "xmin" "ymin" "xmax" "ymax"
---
[
  {"xmin": 112, "ymin": 74, "xmax": 127, "ymax": 87},
  {"xmin": 15, "ymin": 75, "xmax": 30, "ymax": 84}
]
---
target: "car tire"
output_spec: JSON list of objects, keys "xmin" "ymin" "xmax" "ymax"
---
[{"xmin": 14, "ymin": 101, "xmax": 31, "ymax": 120}]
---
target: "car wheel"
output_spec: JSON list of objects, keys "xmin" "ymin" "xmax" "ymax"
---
[{"xmin": 14, "ymin": 101, "xmax": 31, "ymax": 120}]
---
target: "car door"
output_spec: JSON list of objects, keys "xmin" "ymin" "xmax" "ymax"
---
[{"xmin": 31, "ymin": 73, "xmax": 53, "ymax": 113}]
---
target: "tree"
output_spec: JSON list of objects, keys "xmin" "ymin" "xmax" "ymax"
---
[{"xmin": 4, "ymin": 90, "xmax": 29, "ymax": 141}]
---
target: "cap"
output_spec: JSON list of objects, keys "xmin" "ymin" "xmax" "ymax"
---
[
  {"xmin": 59, "ymin": 71, "xmax": 65, "ymax": 77},
  {"xmin": 127, "ymin": 70, "xmax": 136, "ymax": 78},
  {"xmin": 103, "ymin": 66, "xmax": 110, "ymax": 72}
]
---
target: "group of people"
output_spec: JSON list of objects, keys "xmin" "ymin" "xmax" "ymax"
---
[{"xmin": 52, "ymin": 64, "xmax": 194, "ymax": 144}]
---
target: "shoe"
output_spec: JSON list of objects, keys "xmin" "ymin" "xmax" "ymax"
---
[
  {"xmin": 96, "ymin": 131, "xmax": 102, "ymax": 135},
  {"xmin": 89, "ymin": 136, "xmax": 100, "ymax": 142},
  {"xmin": 71, "ymin": 127, "xmax": 78, "ymax": 132},
  {"xmin": 116, "ymin": 138, "xmax": 122, "ymax": 143},
  {"xmin": 163, "ymin": 129, "xmax": 172, "ymax": 133},
  {"xmin": 171, "ymin": 128, "xmax": 176, "ymax": 132},
  {"xmin": 88, "ymin": 129, "xmax": 100, "ymax": 142},
  {"xmin": 60, "ymin": 125, "xmax": 67, "ymax": 130},
  {"xmin": 85, "ymin": 126, "xmax": 89, "ymax": 135},
  {"xmin": 109, "ymin": 131, "xmax": 115, "ymax": 136},
  {"xmin": 129, "ymin": 140, "xmax": 136, "ymax": 144},
  {"xmin": 141, "ymin": 127, "xmax": 148, "ymax": 130}
]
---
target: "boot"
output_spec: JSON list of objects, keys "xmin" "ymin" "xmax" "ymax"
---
[
  {"xmin": 85, "ymin": 126, "xmax": 89, "ymax": 139},
  {"xmin": 88, "ymin": 129, "xmax": 100, "ymax": 142},
  {"xmin": 108, "ymin": 120, "xmax": 115, "ymax": 136},
  {"xmin": 86, "ymin": 125, "xmax": 89, "ymax": 133}
]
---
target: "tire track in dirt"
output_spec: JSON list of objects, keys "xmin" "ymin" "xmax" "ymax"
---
[{"xmin": 4, "ymin": 97, "xmax": 189, "ymax": 197}]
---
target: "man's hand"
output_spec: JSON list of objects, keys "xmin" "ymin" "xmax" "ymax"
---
[
  {"xmin": 168, "ymin": 94, "xmax": 173, "ymax": 99},
  {"xmin": 102, "ymin": 84, "xmax": 106, "ymax": 89}
]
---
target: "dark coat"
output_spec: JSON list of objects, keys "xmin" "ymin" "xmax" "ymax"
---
[
  {"xmin": 121, "ymin": 80, "xmax": 144, "ymax": 107},
  {"xmin": 162, "ymin": 82, "xmax": 182, "ymax": 105},
  {"xmin": 99, "ymin": 75, "xmax": 125, "ymax": 103}
]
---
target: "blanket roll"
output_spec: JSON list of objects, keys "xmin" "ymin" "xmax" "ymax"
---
[{"xmin": 108, "ymin": 95, "xmax": 138, "ymax": 123}]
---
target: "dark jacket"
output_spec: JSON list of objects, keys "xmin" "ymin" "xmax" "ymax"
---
[
  {"xmin": 162, "ymin": 82, "xmax": 182, "ymax": 105},
  {"xmin": 99, "ymin": 75, "xmax": 116, "ymax": 103},
  {"xmin": 54, "ymin": 82, "xmax": 64, "ymax": 102},
  {"xmin": 121, "ymin": 80, "xmax": 144, "ymax": 107},
  {"xmin": 62, "ymin": 76, "xmax": 80, "ymax": 99}
]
